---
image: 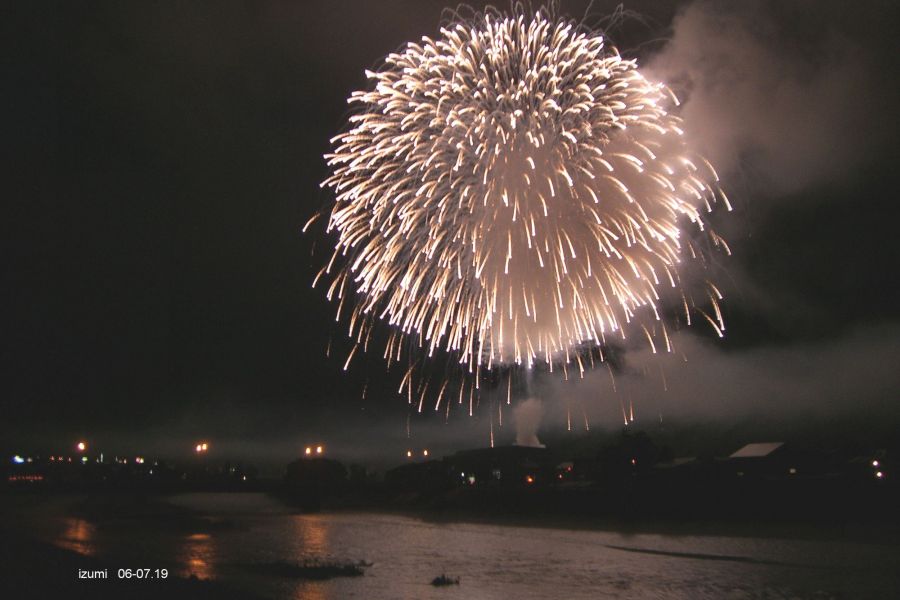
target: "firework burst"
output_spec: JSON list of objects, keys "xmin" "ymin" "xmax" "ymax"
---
[{"xmin": 312, "ymin": 5, "xmax": 730, "ymax": 404}]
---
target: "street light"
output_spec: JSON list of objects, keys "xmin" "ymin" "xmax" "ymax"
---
[{"xmin": 76, "ymin": 441, "xmax": 87, "ymax": 452}]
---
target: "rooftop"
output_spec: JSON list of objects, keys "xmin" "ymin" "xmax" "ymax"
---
[{"xmin": 730, "ymin": 442, "xmax": 784, "ymax": 458}]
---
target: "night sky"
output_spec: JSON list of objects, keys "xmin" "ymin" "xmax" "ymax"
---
[{"xmin": 4, "ymin": 1, "xmax": 899, "ymax": 463}]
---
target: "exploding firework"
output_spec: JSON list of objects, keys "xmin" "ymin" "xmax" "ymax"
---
[{"xmin": 312, "ymin": 4, "xmax": 730, "ymax": 406}]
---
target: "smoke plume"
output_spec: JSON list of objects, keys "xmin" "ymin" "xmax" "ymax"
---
[
  {"xmin": 644, "ymin": 0, "xmax": 893, "ymax": 197},
  {"xmin": 514, "ymin": 398, "xmax": 545, "ymax": 447}
]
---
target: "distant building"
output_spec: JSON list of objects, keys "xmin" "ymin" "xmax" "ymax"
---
[
  {"xmin": 730, "ymin": 442, "xmax": 784, "ymax": 459},
  {"xmin": 283, "ymin": 457, "xmax": 348, "ymax": 511},
  {"xmin": 446, "ymin": 446, "xmax": 554, "ymax": 487},
  {"xmin": 284, "ymin": 457, "xmax": 347, "ymax": 489},
  {"xmin": 384, "ymin": 460, "xmax": 449, "ymax": 491},
  {"xmin": 653, "ymin": 456, "xmax": 698, "ymax": 470},
  {"xmin": 726, "ymin": 442, "xmax": 826, "ymax": 479}
]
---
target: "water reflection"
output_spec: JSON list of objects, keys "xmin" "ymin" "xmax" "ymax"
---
[
  {"xmin": 293, "ymin": 581, "xmax": 326, "ymax": 600},
  {"xmin": 291, "ymin": 515, "xmax": 330, "ymax": 557},
  {"xmin": 178, "ymin": 532, "xmax": 216, "ymax": 580},
  {"xmin": 289, "ymin": 516, "xmax": 331, "ymax": 600},
  {"xmin": 19, "ymin": 495, "xmax": 898, "ymax": 600},
  {"xmin": 55, "ymin": 518, "xmax": 96, "ymax": 556}
]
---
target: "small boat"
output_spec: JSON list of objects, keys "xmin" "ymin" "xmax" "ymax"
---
[{"xmin": 431, "ymin": 574, "xmax": 460, "ymax": 586}]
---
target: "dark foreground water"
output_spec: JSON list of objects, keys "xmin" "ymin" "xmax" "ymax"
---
[{"xmin": 10, "ymin": 492, "xmax": 900, "ymax": 599}]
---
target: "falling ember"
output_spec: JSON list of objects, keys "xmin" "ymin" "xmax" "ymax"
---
[
  {"xmin": 490, "ymin": 401, "xmax": 495, "ymax": 448},
  {"xmin": 314, "ymin": 5, "xmax": 730, "ymax": 406},
  {"xmin": 659, "ymin": 363, "xmax": 668, "ymax": 392}
]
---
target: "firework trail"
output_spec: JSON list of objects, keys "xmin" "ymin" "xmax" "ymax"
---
[{"xmin": 312, "ymin": 4, "xmax": 730, "ymax": 408}]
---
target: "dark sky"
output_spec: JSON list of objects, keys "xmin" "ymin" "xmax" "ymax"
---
[{"xmin": 3, "ymin": 1, "xmax": 899, "ymax": 461}]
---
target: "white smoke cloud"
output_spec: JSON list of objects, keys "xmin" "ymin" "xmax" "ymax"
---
[
  {"xmin": 539, "ymin": 323, "xmax": 900, "ymax": 427},
  {"xmin": 514, "ymin": 398, "xmax": 545, "ymax": 447},
  {"xmin": 644, "ymin": 0, "xmax": 888, "ymax": 197}
]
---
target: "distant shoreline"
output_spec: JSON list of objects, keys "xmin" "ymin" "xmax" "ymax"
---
[
  {"xmin": 3, "ymin": 488, "xmax": 899, "ymax": 548},
  {"xmin": 322, "ymin": 503, "xmax": 900, "ymax": 547}
]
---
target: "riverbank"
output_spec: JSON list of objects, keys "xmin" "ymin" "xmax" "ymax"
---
[{"xmin": 319, "ymin": 484, "xmax": 900, "ymax": 546}]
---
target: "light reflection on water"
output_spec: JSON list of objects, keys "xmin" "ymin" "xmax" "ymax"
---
[
  {"xmin": 55, "ymin": 518, "xmax": 96, "ymax": 557},
  {"xmin": 177, "ymin": 532, "xmax": 216, "ymax": 580},
  {"xmin": 28, "ymin": 493, "xmax": 900, "ymax": 600},
  {"xmin": 293, "ymin": 580, "xmax": 326, "ymax": 600},
  {"xmin": 290, "ymin": 514, "xmax": 329, "ymax": 558}
]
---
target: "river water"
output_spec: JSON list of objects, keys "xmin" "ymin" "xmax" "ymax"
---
[{"xmin": 28, "ymin": 493, "xmax": 900, "ymax": 599}]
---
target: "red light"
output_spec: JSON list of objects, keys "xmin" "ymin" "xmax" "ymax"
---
[{"xmin": 8, "ymin": 474, "xmax": 44, "ymax": 482}]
